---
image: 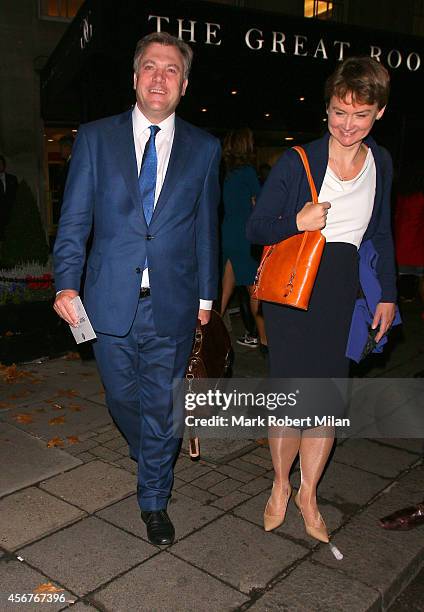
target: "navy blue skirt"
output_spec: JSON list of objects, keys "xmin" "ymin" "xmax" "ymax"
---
[{"xmin": 263, "ymin": 243, "xmax": 359, "ymax": 378}]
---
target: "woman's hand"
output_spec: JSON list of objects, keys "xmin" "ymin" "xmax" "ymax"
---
[
  {"xmin": 372, "ymin": 302, "xmax": 396, "ymax": 342},
  {"xmin": 296, "ymin": 201, "xmax": 331, "ymax": 231}
]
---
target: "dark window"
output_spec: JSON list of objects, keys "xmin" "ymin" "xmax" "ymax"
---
[{"xmin": 413, "ymin": 0, "xmax": 424, "ymax": 35}]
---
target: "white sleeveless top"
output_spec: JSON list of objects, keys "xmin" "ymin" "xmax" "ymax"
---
[{"xmin": 319, "ymin": 148, "xmax": 376, "ymax": 248}]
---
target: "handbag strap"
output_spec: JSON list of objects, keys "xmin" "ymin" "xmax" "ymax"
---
[{"xmin": 292, "ymin": 146, "xmax": 318, "ymax": 203}]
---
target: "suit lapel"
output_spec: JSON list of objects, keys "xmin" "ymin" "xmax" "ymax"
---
[
  {"xmin": 111, "ymin": 111, "xmax": 146, "ymax": 224},
  {"xmin": 150, "ymin": 117, "xmax": 191, "ymax": 224}
]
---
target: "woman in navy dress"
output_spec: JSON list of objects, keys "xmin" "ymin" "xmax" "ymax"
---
[{"xmin": 247, "ymin": 58, "xmax": 397, "ymax": 543}]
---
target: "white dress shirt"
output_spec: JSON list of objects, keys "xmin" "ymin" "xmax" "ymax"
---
[{"xmin": 132, "ymin": 105, "xmax": 211, "ymax": 310}]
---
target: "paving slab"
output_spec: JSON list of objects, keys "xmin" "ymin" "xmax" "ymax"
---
[
  {"xmin": 312, "ymin": 460, "xmax": 388, "ymax": 508},
  {"xmin": 0, "ymin": 558, "xmax": 75, "ymax": 611},
  {"xmin": 19, "ymin": 517, "xmax": 156, "ymax": 597},
  {"xmin": 233, "ymin": 490, "xmax": 344, "ymax": 547},
  {"xmin": 174, "ymin": 463, "xmax": 213, "ymax": 483},
  {"xmin": 193, "ymin": 438, "xmax": 256, "ymax": 463},
  {"xmin": 97, "ymin": 492, "xmax": 223, "ymax": 542},
  {"xmin": 58, "ymin": 602, "xmax": 97, "ymax": 611},
  {"xmin": 0, "ymin": 382, "xmax": 53, "ymax": 410},
  {"xmin": 379, "ymin": 438, "xmax": 424, "ymax": 455},
  {"xmin": 93, "ymin": 552, "xmax": 248, "ymax": 611},
  {"xmin": 0, "ymin": 487, "xmax": 85, "ymax": 551},
  {"xmin": 1, "ymin": 397, "xmax": 112, "ymax": 442},
  {"xmin": 332, "ymin": 439, "xmax": 419, "ymax": 478},
  {"xmin": 249, "ymin": 560, "xmax": 381, "ymax": 611},
  {"xmin": 177, "ymin": 483, "xmax": 218, "ymax": 505},
  {"xmin": 172, "ymin": 514, "xmax": 308, "ymax": 594},
  {"xmin": 39, "ymin": 460, "xmax": 136, "ymax": 513},
  {"xmin": 312, "ymin": 478, "xmax": 424, "ymax": 609},
  {"xmin": 211, "ymin": 490, "xmax": 251, "ymax": 511},
  {"xmin": 0, "ymin": 424, "xmax": 81, "ymax": 497},
  {"xmin": 228, "ymin": 457, "xmax": 268, "ymax": 476}
]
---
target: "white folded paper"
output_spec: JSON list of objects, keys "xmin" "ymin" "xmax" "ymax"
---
[{"xmin": 69, "ymin": 296, "xmax": 97, "ymax": 344}]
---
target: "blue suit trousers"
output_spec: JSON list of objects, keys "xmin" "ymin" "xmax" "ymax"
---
[{"xmin": 93, "ymin": 296, "xmax": 194, "ymax": 511}]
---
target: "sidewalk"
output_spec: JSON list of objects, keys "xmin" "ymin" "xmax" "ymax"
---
[{"xmin": 0, "ymin": 303, "xmax": 423, "ymax": 611}]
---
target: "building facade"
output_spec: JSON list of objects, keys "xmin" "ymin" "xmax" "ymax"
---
[{"xmin": 1, "ymin": 0, "xmax": 423, "ymax": 236}]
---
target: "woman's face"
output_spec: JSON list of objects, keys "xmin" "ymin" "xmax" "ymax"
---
[{"xmin": 327, "ymin": 94, "xmax": 385, "ymax": 148}]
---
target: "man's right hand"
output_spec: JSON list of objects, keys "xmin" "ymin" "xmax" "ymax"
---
[
  {"xmin": 53, "ymin": 289, "xmax": 79, "ymax": 327},
  {"xmin": 296, "ymin": 201, "xmax": 331, "ymax": 231}
]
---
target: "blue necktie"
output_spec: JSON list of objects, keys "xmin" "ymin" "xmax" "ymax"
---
[{"xmin": 139, "ymin": 125, "xmax": 160, "ymax": 269}]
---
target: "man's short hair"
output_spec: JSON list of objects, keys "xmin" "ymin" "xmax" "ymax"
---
[{"xmin": 133, "ymin": 32, "xmax": 193, "ymax": 80}]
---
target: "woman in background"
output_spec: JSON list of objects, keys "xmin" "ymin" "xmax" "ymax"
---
[
  {"xmin": 221, "ymin": 128, "xmax": 266, "ymax": 351},
  {"xmin": 247, "ymin": 57, "xmax": 397, "ymax": 543}
]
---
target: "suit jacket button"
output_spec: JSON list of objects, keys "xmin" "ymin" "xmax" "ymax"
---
[
  {"xmin": 135, "ymin": 267, "xmax": 141, "ymax": 273},
  {"xmin": 146, "ymin": 234, "xmax": 153, "ymax": 240}
]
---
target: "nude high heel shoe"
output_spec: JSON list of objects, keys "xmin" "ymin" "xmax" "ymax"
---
[
  {"xmin": 294, "ymin": 491, "xmax": 329, "ymax": 543},
  {"xmin": 264, "ymin": 483, "xmax": 292, "ymax": 532}
]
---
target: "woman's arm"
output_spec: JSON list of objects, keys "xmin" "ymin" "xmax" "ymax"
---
[{"xmin": 246, "ymin": 151, "xmax": 301, "ymax": 245}]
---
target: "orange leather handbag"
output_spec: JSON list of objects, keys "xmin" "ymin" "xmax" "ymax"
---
[{"xmin": 253, "ymin": 146, "xmax": 325, "ymax": 310}]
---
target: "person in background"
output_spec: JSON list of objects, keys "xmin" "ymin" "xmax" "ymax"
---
[
  {"xmin": 220, "ymin": 128, "xmax": 267, "ymax": 352},
  {"xmin": 394, "ymin": 161, "xmax": 424, "ymax": 318},
  {"xmin": 247, "ymin": 57, "xmax": 396, "ymax": 543}
]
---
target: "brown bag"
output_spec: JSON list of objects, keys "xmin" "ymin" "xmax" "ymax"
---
[
  {"xmin": 185, "ymin": 310, "xmax": 232, "ymax": 459},
  {"xmin": 253, "ymin": 146, "xmax": 325, "ymax": 310}
]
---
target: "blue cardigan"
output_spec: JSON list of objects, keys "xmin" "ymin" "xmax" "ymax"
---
[{"xmin": 246, "ymin": 132, "xmax": 397, "ymax": 303}]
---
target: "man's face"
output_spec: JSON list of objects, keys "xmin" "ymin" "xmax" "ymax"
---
[{"xmin": 133, "ymin": 43, "xmax": 188, "ymax": 123}]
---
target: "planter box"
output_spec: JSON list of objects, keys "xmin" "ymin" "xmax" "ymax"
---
[{"xmin": 0, "ymin": 301, "xmax": 93, "ymax": 364}]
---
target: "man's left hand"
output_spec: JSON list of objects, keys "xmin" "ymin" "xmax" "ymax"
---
[
  {"xmin": 372, "ymin": 302, "xmax": 396, "ymax": 343},
  {"xmin": 198, "ymin": 309, "xmax": 211, "ymax": 325}
]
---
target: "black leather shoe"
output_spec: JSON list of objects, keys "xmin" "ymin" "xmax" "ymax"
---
[{"xmin": 141, "ymin": 510, "xmax": 175, "ymax": 545}]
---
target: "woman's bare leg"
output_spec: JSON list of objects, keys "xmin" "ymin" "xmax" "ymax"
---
[
  {"xmin": 248, "ymin": 286, "xmax": 267, "ymax": 345},
  {"xmin": 297, "ymin": 428, "xmax": 334, "ymax": 527},
  {"xmin": 266, "ymin": 428, "xmax": 301, "ymax": 513},
  {"xmin": 220, "ymin": 260, "xmax": 236, "ymax": 316}
]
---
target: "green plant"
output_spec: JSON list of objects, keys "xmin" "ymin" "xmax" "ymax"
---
[{"xmin": 1, "ymin": 180, "xmax": 49, "ymax": 269}]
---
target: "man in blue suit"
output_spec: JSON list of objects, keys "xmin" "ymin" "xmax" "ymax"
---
[{"xmin": 53, "ymin": 32, "xmax": 220, "ymax": 545}]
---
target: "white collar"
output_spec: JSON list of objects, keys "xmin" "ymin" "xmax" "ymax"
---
[{"xmin": 132, "ymin": 105, "xmax": 175, "ymax": 141}]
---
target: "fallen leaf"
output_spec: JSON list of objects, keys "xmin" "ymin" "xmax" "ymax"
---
[
  {"xmin": 255, "ymin": 438, "xmax": 269, "ymax": 447},
  {"xmin": 67, "ymin": 435, "xmax": 80, "ymax": 444},
  {"xmin": 52, "ymin": 403, "xmax": 63, "ymax": 411},
  {"xmin": 13, "ymin": 413, "xmax": 33, "ymax": 424},
  {"xmin": 46, "ymin": 437, "xmax": 64, "ymax": 448},
  {"xmin": 4, "ymin": 331, "xmax": 14, "ymax": 337},
  {"xmin": 0, "ymin": 402, "xmax": 10, "ymax": 409},
  {"xmin": 33, "ymin": 582, "xmax": 64, "ymax": 593},
  {"xmin": 65, "ymin": 352, "xmax": 80, "ymax": 360},
  {"xmin": 49, "ymin": 416, "xmax": 65, "ymax": 425},
  {"xmin": 9, "ymin": 390, "xmax": 30, "ymax": 399},
  {"xmin": 56, "ymin": 389, "xmax": 78, "ymax": 398},
  {"xmin": 68, "ymin": 403, "xmax": 82, "ymax": 412}
]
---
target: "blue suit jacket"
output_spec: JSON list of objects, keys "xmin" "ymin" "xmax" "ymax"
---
[
  {"xmin": 53, "ymin": 110, "xmax": 221, "ymax": 337},
  {"xmin": 246, "ymin": 132, "xmax": 397, "ymax": 302}
]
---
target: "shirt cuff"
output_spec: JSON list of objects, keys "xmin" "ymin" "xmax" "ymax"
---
[{"xmin": 199, "ymin": 299, "xmax": 213, "ymax": 310}]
